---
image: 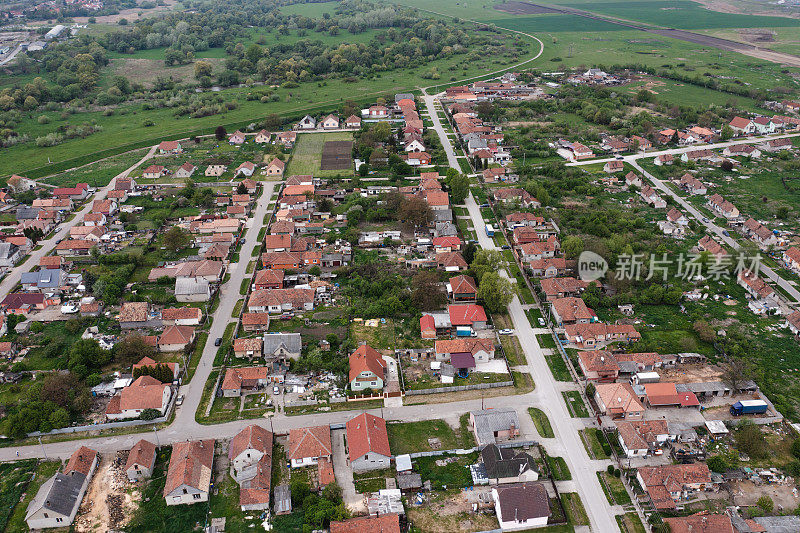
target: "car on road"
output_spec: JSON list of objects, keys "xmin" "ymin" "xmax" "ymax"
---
[
  {"xmin": 499, "ymin": 329, "xmax": 514, "ymax": 335},
  {"xmin": 480, "ymin": 203, "xmax": 490, "ymax": 208},
  {"xmin": 214, "ymin": 337, "xmax": 222, "ymax": 346},
  {"xmin": 702, "ymin": 217, "xmax": 709, "ymax": 223},
  {"xmin": 273, "ymin": 386, "xmax": 280, "ymax": 395},
  {"xmin": 615, "ymin": 155, "xmax": 623, "ymax": 160},
  {"xmin": 176, "ymin": 395, "xmax": 184, "ymax": 406},
  {"xmin": 538, "ymin": 318, "xmax": 546, "ymax": 327}
]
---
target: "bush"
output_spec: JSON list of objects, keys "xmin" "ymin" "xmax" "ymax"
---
[{"xmin": 140, "ymin": 408, "xmax": 160, "ymax": 421}]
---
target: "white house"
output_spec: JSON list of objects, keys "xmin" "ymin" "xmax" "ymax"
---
[{"xmin": 492, "ymin": 483, "xmax": 551, "ymax": 531}]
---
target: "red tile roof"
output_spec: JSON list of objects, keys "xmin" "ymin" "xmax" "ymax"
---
[
  {"xmin": 346, "ymin": 413, "xmax": 390, "ymax": 462},
  {"xmin": 448, "ymin": 304, "xmax": 487, "ymax": 326},
  {"xmin": 349, "ymin": 344, "xmax": 386, "ymax": 383},
  {"xmin": 125, "ymin": 439, "xmax": 156, "ymax": 472},
  {"xmin": 164, "ymin": 439, "xmax": 215, "ymax": 496},
  {"xmin": 64, "ymin": 446, "xmax": 98, "ymax": 476},
  {"xmin": 287, "ymin": 426, "xmax": 332, "ymax": 461}
]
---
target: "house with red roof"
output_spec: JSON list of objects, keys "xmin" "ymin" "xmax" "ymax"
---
[
  {"xmin": 783, "ymin": 246, "xmax": 800, "ymax": 273},
  {"xmin": 229, "ymin": 425, "xmax": 273, "ymax": 511},
  {"xmin": 636, "ymin": 464, "xmax": 713, "ymax": 510},
  {"xmin": 287, "ymin": 425, "xmax": 332, "ymax": 468},
  {"xmin": 349, "ymin": 344, "xmax": 386, "ymax": 392},
  {"xmin": 449, "ymin": 304, "xmax": 487, "ymax": 331},
  {"xmin": 158, "ymin": 140, "xmax": 182, "ymax": 154},
  {"xmin": 105, "ymin": 375, "xmax": 172, "ymax": 420},
  {"xmin": 164, "ymin": 440, "xmax": 214, "ymax": 505},
  {"xmin": 448, "ymin": 275, "xmax": 477, "ymax": 301},
  {"xmin": 420, "ymin": 314, "xmax": 436, "ymax": 339},
  {"xmin": 53, "ymin": 183, "xmax": 89, "ymax": 201},
  {"xmin": 729, "ymin": 116, "xmax": 755, "ymax": 135},
  {"xmin": 643, "ymin": 383, "xmax": 700, "ymax": 409},
  {"xmin": 125, "ymin": 439, "xmax": 157, "ymax": 481},
  {"xmin": 346, "ymin": 413, "xmax": 391, "ymax": 472}
]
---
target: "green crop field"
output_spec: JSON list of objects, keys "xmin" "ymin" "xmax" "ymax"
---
[{"xmin": 285, "ymin": 131, "xmax": 354, "ymax": 177}]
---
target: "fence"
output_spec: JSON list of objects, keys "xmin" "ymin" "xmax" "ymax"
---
[
  {"xmin": 404, "ymin": 380, "xmax": 514, "ymax": 396},
  {"xmin": 28, "ymin": 388, "xmax": 177, "ymax": 437},
  {"xmin": 401, "ymin": 440, "xmax": 537, "ymax": 460}
]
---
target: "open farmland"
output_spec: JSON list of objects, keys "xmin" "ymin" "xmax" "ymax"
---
[{"xmin": 286, "ymin": 132, "xmax": 354, "ymax": 177}]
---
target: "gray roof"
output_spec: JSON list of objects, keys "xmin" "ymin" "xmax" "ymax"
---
[
  {"xmin": 441, "ymin": 363, "xmax": 455, "ymax": 377},
  {"xmin": 395, "ymin": 93, "xmax": 414, "ymax": 102},
  {"xmin": 0, "ymin": 242, "xmax": 18, "ymax": 259},
  {"xmin": 472, "ymin": 408, "xmax": 520, "ymax": 445},
  {"xmin": 684, "ymin": 381, "xmax": 729, "ymax": 394},
  {"xmin": 425, "ymin": 312, "xmax": 451, "ymax": 329},
  {"xmin": 262, "ymin": 332, "xmax": 301, "ymax": 355},
  {"xmin": 175, "ymin": 278, "xmax": 209, "ymax": 295},
  {"xmin": 435, "ymin": 222, "xmax": 457, "ymax": 237},
  {"xmin": 432, "ymin": 209, "xmax": 453, "ymax": 222},
  {"xmin": 616, "ymin": 361, "xmax": 639, "ymax": 374},
  {"xmin": 21, "ymin": 269, "xmax": 62, "ymax": 289},
  {"xmin": 25, "ymin": 472, "xmax": 86, "ymax": 520},
  {"xmin": 396, "ymin": 472, "xmax": 422, "ymax": 490},
  {"xmin": 16, "ymin": 207, "xmax": 40, "ymax": 220},
  {"xmin": 274, "ymin": 484, "xmax": 291, "ymax": 514},
  {"xmin": 753, "ymin": 515, "xmax": 800, "ymax": 532},
  {"xmin": 481, "ymin": 444, "xmax": 537, "ymax": 480}
]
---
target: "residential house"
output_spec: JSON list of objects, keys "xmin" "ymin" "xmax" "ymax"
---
[
  {"xmin": 729, "ymin": 116, "xmax": 756, "ymax": 135},
  {"xmin": 254, "ymin": 268, "xmax": 284, "ymax": 290},
  {"xmin": 615, "ymin": 420, "xmax": 669, "ymax": 458},
  {"xmin": 492, "ymin": 483, "xmax": 551, "ymax": 531},
  {"xmin": 221, "ymin": 366, "xmax": 268, "ymax": 397},
  {"xmin": 492, "ymin": 188, "xmax": 539, "ymax": 208},
  {"xmin": 105, "ymin": 375, "xmax": 171, "ymax": 420},
  {"xmin": 368, "ymin": 105, "xmax": 388, "ymax": 118},
  {"xmin": 435, "ymin": 338, "xmax": 495, "ymax": 365},
  {"xmin": 229, "ymin": 130, "xmax": 246, "ymax": 145},
  {"xmin": 321, "ymin": 114, "xmax": 339, "ymax": 129},
  {"xmin": 0, "ymin": 242, "xmax": 21, "ymax": 267},
  {"xmin": 482, "ymin": 444, "xmax": 539, "ymax": 485},
  {"xmin": 175, "ymin": 278, "xmax": 211, "ymax": 302},
  {"xmin": 265, "ymin": 158, "xmax": 285, "ymax": 177},
  {"xmin": 707, "ymin": 194, "xmax": 739, "ymax": 219},
  {"xmin": 636, "ymin": 464, "xmax": 713, "ymax": 510},
  {"xmin": 157, "ymin": 325, "xmax": 195, "ymax": 352},
  {"xmin": 762, "ymin": 137, "xmax": 793, "ymax": 152},
  {"xmin": 346, "ymin": 413, "xmax": 391, "ymax": 472},
  {"xmin": 276, "ymin": 131, "xmax": 297, "ymax": 148},
  {"xmin": 551, "ymin": 297, "xmax": 595, "ymax": 326},
  {"xmin": 564, "ymin": 322, "xmax": 641, "ymax": 349},
  {"xmin": 205, "ymin": 164, "xmax": 227, "ymax": 177},
  {"xmin": 783, "ymin": 246, "xmax": 800, "ymax": 273},
  {"xmin": 149, "ymin": 260, "xmax": 224, "ymax": 282},
  {"xmin": 53, "ymin": 183, "xmax": 89, "ymax": 201},
  {"xmin": 639, "ymin": 185, "xmax": 667, "ymax": 208},
  {"xmin": 158, "ymin": 140, "xmax": 182, "ymax": 154},
  {"xmin": 345, "ymin": 115, "xmax": 362, "ymax": 129},
  {"xmin": 163, "ymin": 440, "xmax": 215, "ymax": 505},
  {"xmin": 247, "ymin": 288, "xmax": 315, "ymax": 313},
  {"xmin": 539, "ymin": 277, "xmax": 590, "ymax": 301},
  {"xmin": 678, "ymin": 174, "xmax": 706, "ymax": 195},
  {"xmin": 229, "ymin": 425, "xmax": 273, "ymax": 511},
  {"xmin": 753, "ymin": 116, "xmax": 776, "ymax": 135},
  {"xmin": 603, "ymin": 161, "xmax": 624, "ymax": 173},
  {"xmin": 55, "ymin": 239, "xmax": 94, "ymax": 256},
  {"xmin": 242, "ymin": 313, "xmax": 271, "ymax": 332},
  {"xmin": 132, "ymin": 356, "xmax": 179, "ymax": 381},
  {"xmin": 696, "ymin": 235, "xmax": 728, "ymax": 260},
  {"xmin": 117, "ymin": 301, "xmax": 149, "ymax": 328},
  {"xmin": 723, "ymin": 144, "xmax": 761, "ymax": 158},
  {"xmin": 235, "ymin": 161, "xmax": 256, "ymax": 177},
  {"xmin": 448, "ymin": 275, "xmax": 477, "ymax": 301},
  {"xmin": 470, "ymin": 408, "xmax": 521, "ymax": 446},
  {"xmin": 349, "ymin": 344, "xmax": 386, "ymax": 392},
  {"xmin": 664, "ymin": 514, "xmax": 734, "ymax": 533},
  {"xmin": 233, "ymin": 338, "xmax": 263, "ymax": 359},
  {"xmin": 577, "ymin": 350, "xmax": 619, "ymax": 382},
  {"xmin": 142, "ymin": 165, "xmax": 167, "ymax": 180},
  {"xmin": 20, "ymin": 269, "xmax": 64, "ymax": 292},
  {"xmin": 125, "ymin": 439, "xmax": 157, "ymax": 482},
  {"xmin": 594, "ymin": 382, "xmax": 645, "ymax": 419},
  {"xmin": 296, "ymin": 115, "xmax": 316, "ymax": 130},
  {"xmin": 654, "ymin": 154, "xmax": 673, "ymax": 166},
  {"xmin": 449, "ymin": 304, "xmax": 488, "ymax": 331},
  {"xmin": 742, "ymin": 217, "xmax": 777, "ymax": 247},
  {"xmin": 254, "ymin": 130, "xmax": 271, "ymax": 144},
  {"xmin": 24, "ymin": 447, "xmax": 98, "ymax": 530},
  {"xmin": 262, "ymin": 332, "xmax": 302, "ymax": 361},
  {"xmin": 437, "ymin": 251, "xmax": 468, "ymax": 272},
  {"xmin": 287, "ymin": 426, "xmax": 332, "ymax": 468},
  {"xmin": 666, "ymin": 208, "xmax": 688, "ymax": 226},
  {"xmin": 785, "ymin": 311, "xmax": 800, "ymax": 336}
]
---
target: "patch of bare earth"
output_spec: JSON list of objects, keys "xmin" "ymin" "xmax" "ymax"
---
[
  {"xmin": 74, "ymin": 452, "xmax": 140, "ymax": 532},
  {"xmin": 694, "ymin": 0, "xmax": 800, "ymax": 19},
  {"xmin": 111, "ymin": 58, "xmax": 222, "ymax": 87}
]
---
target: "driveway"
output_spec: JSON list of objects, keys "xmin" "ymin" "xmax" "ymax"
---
[{"xmin": 331, "ymin": 429, "xmax": 364, "ymax": 512}]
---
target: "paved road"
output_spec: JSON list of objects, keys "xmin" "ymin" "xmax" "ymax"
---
[
  {"xmin": 0, "ymin": 44, "xmax": 24, "ymax": 66},
  {"xmin": 628, "ymin": 158, "xmax": 800, "ymax": 302},
  {"xmin": 566, "ymin": 131, "xmax": 800, "ymax": 167},
  {"xmin": 0, "ymin": 145, "xmax": 157, "ymax": 303},
  {"xmin": 422, "ymin": 95, "xmax": 460, "ymax": 168},
  {"xmin": 426, "ymin": 93, "xmax": 618, "ymax": 531}
]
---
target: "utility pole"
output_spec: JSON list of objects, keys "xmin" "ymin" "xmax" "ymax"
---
[
  {"xmin": 153, "ymin": 425, "xmax": 160, "ymax": 447},
  {"xmin": 38, "ymin": 436, "xmax": 47, "ymax": 460}
]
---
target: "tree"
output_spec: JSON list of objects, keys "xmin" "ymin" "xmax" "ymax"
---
[
  {"xmin": 720, "ymin": 125, "xmax": 734, "ymax": 141},
  {"xmin": 396, "ymin": 196, "xmax": 431, "ymax": 227},
  {"xmin": 163, "ymin": 226, "xmax": 189, "ymax": 252},
  {"xmin": 706, "ymin": 455, "xmax": 728, "ymax": 473},
  {"xmin": 470, "ymin": 249, "xmax": 505, "ymax": 282},
  {"xmin": 115, "ymin": 334, "xmax": 156, "ymax": 367},
  {"xmin": 194, "ymin": 60, "xmax": 213, "ymax": 80},
  {"xmin": 447, "ymin": 172, "xmax": 469, "ymax": 204},
  {"xmin": 477, "ymin": 272, "xmax": 512, "ymax": 314},
  {"xmin": 411, "ymin": 271, "xmax": 446, "ymax": 312},
  {"xmin": 721, "ymin": 358, "xmax": 750, "ymax": 392},
  {"xmin": 585, "ymin": 382, "xmax": 595, "ymax": 398},
  {"xmin": 140, "ymin": 408, "xmax": 160, "ymax": 421},
  {"xmin": 734, "ymin": 420, "xmax": 767, "ymax": 460},
  {"xmin": 215, "ymin": 125, "xmax": 227, "ymax": 141},
  {"xmin": 562, "ymin": 235, "xmax": 584, "ymax": 259},
  {"xmin": 757, "ymin": 495, "xmax": 774, "ymax": 514}
]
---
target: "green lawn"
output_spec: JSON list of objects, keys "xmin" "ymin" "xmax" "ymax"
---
[
  {"xmin": 1, "ymin": 459, "xmax": 50, "ymax": 532},
  {"xmin": 616, "ymin": 512, "xmax": 647, "ymax": 533},
  {"xmin": 597, "ymin": 471, "xmax": 632, "ymax": 506},
  {"xmin": 285, "ymin": 131, "xmax": 353, "ymax": 178},
  {"xmin": 546, "ymin": 353, "xmax": 572, "ymax": 382},
  {"xmin": 562, "ymin": 391, "xmax": 590, "ymax": 418},
  {"xmin": 545, "ymin": 454, "xmax": 572, "ymax": 481},
  {"xmin": 580, "ymin": 428, "xmax": 610, "ymax": 459},
  {"xmin": 386, "ymin": 416, "xmax": 475, "ymax": 455},
  {"xmin": 528, "ymin": 407, "xmax": 555, "ymax": 439},
  {"xmin": 560, "ymin": 492, "xmax": 589, "ymax": 526},
  {"xmin": 413, "ymin": 452, "xmax": 478, "ymax": 490}
]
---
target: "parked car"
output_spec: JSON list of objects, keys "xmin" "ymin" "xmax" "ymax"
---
[
  {"xmin": 176, "ymin": 395, "xmax": 184, "ymax": 406},
  {"xmin": 273, "ymin": 386, "xmax": 280, "ymax": 395},
  {"xmin": 538, "ymin": 318, "xmax": 546, "ymax": 327},
  {"xmin": 499, "ymin": 329, "xmax": 514, "ymax": 335},
  {"xmin": 214, "ymin": 337, "xmax": 222, "ymax": 346}
]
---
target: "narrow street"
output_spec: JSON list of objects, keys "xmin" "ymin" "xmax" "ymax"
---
[
  {"xmin": 425, "ymin": 94, "xmax": 619, "ymax": 532},
  {"xmin": 627, "ymin": 158, "xmax": 800, "ymax": 302},
  {"xmin": 0, "ymin": 145, "xmax": 158, "ymax": 302}
]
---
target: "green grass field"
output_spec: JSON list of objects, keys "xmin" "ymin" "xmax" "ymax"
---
[
  {"xmin": 528, "ymin": 407, "xmax": 555, "ymax": 438},
  {"xmin": 285, "ymin": 131, "xmax": 354, "ymax": 177},
  {"xmin": 386, "ymin": 417, "xmax": 475, "ymax": 454}
]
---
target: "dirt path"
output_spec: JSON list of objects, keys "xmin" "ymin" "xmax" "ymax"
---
[{"xmin": 74, "ymin": 453, "xmax": 139, "ymax": 532}]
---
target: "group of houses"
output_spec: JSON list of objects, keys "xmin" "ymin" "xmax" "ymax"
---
[{"xmin": 447, "ymin": 101, "xmax": 511, "ymax": 169}]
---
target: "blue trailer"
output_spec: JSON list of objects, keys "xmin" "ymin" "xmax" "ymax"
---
[
  {"xmin": 485, "ymin": 224, "xmax": 495, "ymax": 237},
  {"xmin": 730, "ymin": 400, "xmax": 768, "ymax": 416}
]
